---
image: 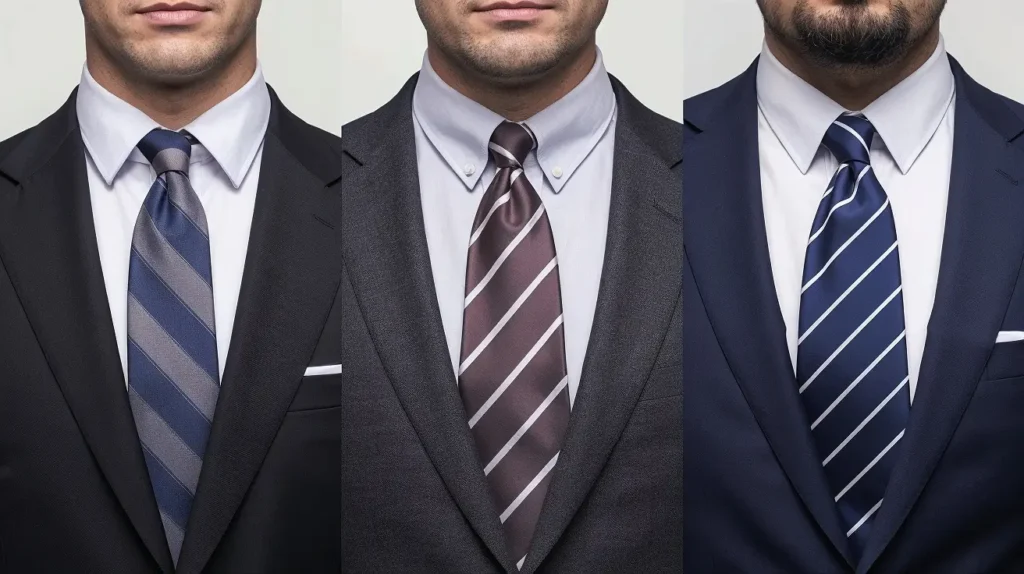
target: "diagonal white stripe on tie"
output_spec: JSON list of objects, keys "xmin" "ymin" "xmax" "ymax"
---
[
  {"xmin": 484, "ymin": 376, "xmax": 569, "ymax": 475},
  {"xmin": 834, "ymin": 430, "xmax": 904, "ymax": 502},
  {"xmin": 465, "ymin": 205, "xmax": 547, "ymax": 307},
  {"xmin": 500, "ymin": 453, "xmax": 560, "ymax": 523},
  {"xmin": 802, "ymin": 198, "xmax": 890, "ymax": 293},
  {"xmin": 810, "ymin": 331, "xmax": 906, "ymax": 429},
  {"xmin": 470, "ymin": 188, "xmax": 514, "ymax": 246},
  {"xmin": 468, "ymin": 314, "xmax": 564, "ymax": 428},
  {"xmin": 460, "ymin": 258, "xmax": 558, "ymax": 374},
  {"xmin": 800, "ymin": 287, "xmax": 903, "ymax": 393},
  {"xmin": 799, "ymin": 242, "xmax": 898, "ymax": 344}
]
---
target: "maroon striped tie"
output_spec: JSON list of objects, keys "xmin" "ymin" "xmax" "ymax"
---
[{"xmin": 458, "ymin": 121, "xmax": 570, "ymax": 569}]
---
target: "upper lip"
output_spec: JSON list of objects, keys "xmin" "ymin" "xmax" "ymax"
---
[
  {"xmin": 137, "ymin": 2, "xmax": 211, "ymax": 13},
  {"xmin": 475, "ymin": 1, "xmax": 554, "ymax": 11}
]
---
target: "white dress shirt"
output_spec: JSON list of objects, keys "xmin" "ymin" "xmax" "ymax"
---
[
  {"xmin": 77, "ymin": 65, "xmax": 271, "ymax": 384},
  {"xmin": 413, "ymin": 50, "xmax": 618, "ymax": 406},
  {"xmin": 757, "ymin": 38, "xmax": 956, "ymax": 401}
]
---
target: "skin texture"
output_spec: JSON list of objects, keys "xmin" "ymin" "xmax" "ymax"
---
[
  {"xmin": 414, "ymin": 0, "xmax": 609, "ymax": 120},
  {"xmin": 756, "ymin": 0, "xmax": 946, "ymax": 109},
  {"xmin": 80, "ymin": 0, "xmax": 262, "ymax": 129}
]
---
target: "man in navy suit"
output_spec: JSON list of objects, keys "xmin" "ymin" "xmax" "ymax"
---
[{"xmin": 685, "ymin": 0, "xmax": 1024, "ymax": 571}]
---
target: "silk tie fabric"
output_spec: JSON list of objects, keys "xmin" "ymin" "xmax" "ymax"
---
[
  {"xmin": 796, "ymin": 113, "xmax": 912, "ymax": 560},
  {"xmin": 458, "ymin": 121, "xmax": 571, "ymax": 570},
  {"xmin": 127, "ymin": 129, "xmax": 220, "ymax": 564}
]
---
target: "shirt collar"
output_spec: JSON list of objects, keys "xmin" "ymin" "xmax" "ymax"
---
[
  {"xmin": 412, "ymin": 48, "xmax": 616, "ymax": 193},
  {"xmin": 76, "ymin": 63, "xmax": 271, "ymax": 188},
  {"xmin": 756, "ymin": 36, "xmax": 954, "ymax": 175}
]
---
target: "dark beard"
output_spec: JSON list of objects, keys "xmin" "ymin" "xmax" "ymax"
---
[{"xmin": 760, "ymin": 0, "xmax": 943, "ymax": 69}]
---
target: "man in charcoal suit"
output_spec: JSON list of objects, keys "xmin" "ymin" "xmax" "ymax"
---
[{"xmin": 342, "ymin": 1, "xmax": 682, "ymax": 571}]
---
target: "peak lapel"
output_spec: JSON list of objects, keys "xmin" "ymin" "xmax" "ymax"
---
[
  {"xmin": 522, "ymin": 82, "xmax": 683, "ymax": 572},
  {"xmin": 341, "ymin": 80, "xmax": 513, "ymax": 570},
  {"xmin": 175, "ymin": 96, "xmax": 344, "ymax": 574},
  {"xmin": 0, "ymin": 94, "xmax": 174, "ymax": 573},
  {"xmin": 857, "ymin": 60, "xmax": 1024, "ymax": 573},
  {"xmin": 682, "ymin": 61, "xmax": 853, "ymax": 565}
]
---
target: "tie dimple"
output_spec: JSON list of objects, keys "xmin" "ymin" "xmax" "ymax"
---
[
  {"xmin": 822, "ymin": 113, "xmax": 875, "ymax": 165},
  {"xmin": 137, "ymin": 129, "xmax": 193, "ymax": 175},
  {"xmin": 488, "ymin": 121, "xmax": 536, "ymax": 168}
]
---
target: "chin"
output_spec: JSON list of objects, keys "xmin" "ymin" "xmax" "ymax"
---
[{"xmin": 128, "ymin": 57, "xmax": 217, "ymax": 85}]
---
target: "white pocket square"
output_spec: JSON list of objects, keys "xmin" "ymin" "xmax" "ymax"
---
[
  {"xmin": 995, "ymin": 331, "xmax": 1024, "ymax": 343},
  {"xmin": 304, "ymin": 364, "xmax": 342, "ymax": 376}
]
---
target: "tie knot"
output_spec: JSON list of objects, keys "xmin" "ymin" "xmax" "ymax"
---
[
  {"xmin": 488, "ymin": 121, "xmax": 536, "ymax": 168},
  {"xmin": 822, "ymin": 113, "xmax": 876, "ymax": 165},
  {"xmin": 138, "ymin": 129, "xmax": 193, "ymax": 176}
]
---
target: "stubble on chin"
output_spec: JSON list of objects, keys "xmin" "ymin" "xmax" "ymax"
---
[{"xmin": 447, "ymin": 31, "xmax": 573, "ymax": 85}]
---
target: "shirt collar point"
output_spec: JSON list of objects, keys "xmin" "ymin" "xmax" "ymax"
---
[
  {"xmin": 889, "ymin": 153, "xmax": 915, "ymax": 176},
  {"xmin": 97, "ymin": 166, "xmax": 119, "ymax": 187},
  {"xmin": 461, "ymin": 173, "xmax": 483, "ymax": 191},
  {"xmin": 545, "ymin": 178, "xmax": 567, "ymax": 194},
  {"xmin": 222, "ymin": 169, "xmax": 246, "ymax": 190},
  {"xmin": 795, "ymin": 157, "xmax": 815, "ymax": 176}
]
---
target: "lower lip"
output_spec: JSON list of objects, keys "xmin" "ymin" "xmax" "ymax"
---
[
  {"xmin": 140, "ymin": 10, "xmax": 209, "ymax": 26},
  {"xmin": 479, "ymin": 7, "xmax": 548, "ymax": 22}
]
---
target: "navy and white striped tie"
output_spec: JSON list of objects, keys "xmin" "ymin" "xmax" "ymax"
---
[
  {"xmin": 128, "ymin": 129, "xmax": 220, "ymax": 564},
  {"xmin": 797, "ymin": 113, "xmax": 911, "ymax": 560}
]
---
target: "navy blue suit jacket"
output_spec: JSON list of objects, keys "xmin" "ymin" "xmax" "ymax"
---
[{"xmin": 683, "ymin": 56, "xmax": 1024, "ymax": 573}]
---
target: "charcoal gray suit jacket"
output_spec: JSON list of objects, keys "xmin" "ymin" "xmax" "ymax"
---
[{"xmin": 341, "ymin": 75, "xmax": 682, "ymax": 573}]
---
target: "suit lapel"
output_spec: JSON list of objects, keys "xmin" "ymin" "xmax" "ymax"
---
[
  {"xmin": 857, "ymin": 59, "xmax": 1024, "ymax": 573},
  {"xmin": 0, "ymin": 93, "xmax": 174, "ymax": 573},
  {"xmin": 341, "ymin": 78, "xmax": 514, "ymax": 571},
  {"xmin": 683, "ymin": 61, "xmax": 853, "ymax": 565},
  {"xmin": 522, "ymin": 81, "xmax": 683, "ymax": 573},
  {"xmin": 175, "ymin": 92, "xmax": 344, "ymax": 574}
]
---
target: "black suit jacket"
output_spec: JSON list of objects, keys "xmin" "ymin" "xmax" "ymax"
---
[
  {"xmin": 684, "ymin": 55, "xmax": 1024, "ymax": 573},
  {"xmin": 341, "ymin": 76, "xmax": 682, "ymax": 573},
  {"xmin": 0, "ymin": 88, "xmax": 342, "ymax": 573}
]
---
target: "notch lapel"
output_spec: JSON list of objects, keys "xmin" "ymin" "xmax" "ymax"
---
[
  {"xmin": 175, "ymin": 96, "xmax": 344, "ymax": 574},
  {"xmin": 341, "ymin": 79, "xmax": 514, "ymax": 571},
  {"xmin": 0, "ymin": 94, "xmax": 174, "ymax": 573},
  {"xmin": 857, "ymin": 60, "xmax": 1024, "ymax": 573},
  {"xmin": 522, "ymin": 81, "xmax": 683, "ymax": 573},
  {"xmin": 682, "ymin": 61, "xmax": 853, "ymax": 565}
]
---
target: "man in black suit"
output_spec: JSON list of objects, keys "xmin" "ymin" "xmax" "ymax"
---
[
  {"xmin": 341, "ymin": 1, "xmax": 681, "ymax": 572},
  {"xmin": 0, "ymin": 1, "xmax": 340, "ymax": 572}
]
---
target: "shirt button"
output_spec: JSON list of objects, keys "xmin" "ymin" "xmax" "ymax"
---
[
  {"xmin": 463, "ymin": 164, "xmax": 476, "ymax": 176},
  {"xmin": 552, "ymin": 166, "xmax": 564, "ymax": 178}
]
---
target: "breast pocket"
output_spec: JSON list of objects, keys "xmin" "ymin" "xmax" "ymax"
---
[
  {"xmin": 638, "ymin": 362, "xmax": 682, "ymax": 402},
  {"xmin": 982, "ymin": 340, "xmax": 1024, "ymax": 382},
  {"xmin": 289, "ymin": 368, "xmax": 342, "ymax": 411}
]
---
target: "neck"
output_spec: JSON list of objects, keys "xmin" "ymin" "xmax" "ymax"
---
[
  {"xmin": 427, "ymin": 42, "xmax": 597, "ymax": 121},
  {"xmin": 84, "ymin": 39, "xmax": 258, "ymax": 130},
  {"xmin": 765, "ymin": 27, "xmax": 940, "ymax": 110}
]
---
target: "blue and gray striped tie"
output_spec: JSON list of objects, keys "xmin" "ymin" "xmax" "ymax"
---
[
  {"xmin": 797, "ymin": 113, "xmax": 911, "ymax": 560},
  {"xmin": 128, "ymin": 129, "xmax": 220, "ymax": 564}
]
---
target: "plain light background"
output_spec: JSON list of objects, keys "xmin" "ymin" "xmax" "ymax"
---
[
  {"xmin": 340, "ymin": 1, "xmax": 685, "ymax": 126},
  {"xmin": 0, "ymin": 2, "xmax": 343, "ymax": 139},
  {"xmin": 685, "ymin": 0, "xmax": 1024, "ymax": 101}
]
